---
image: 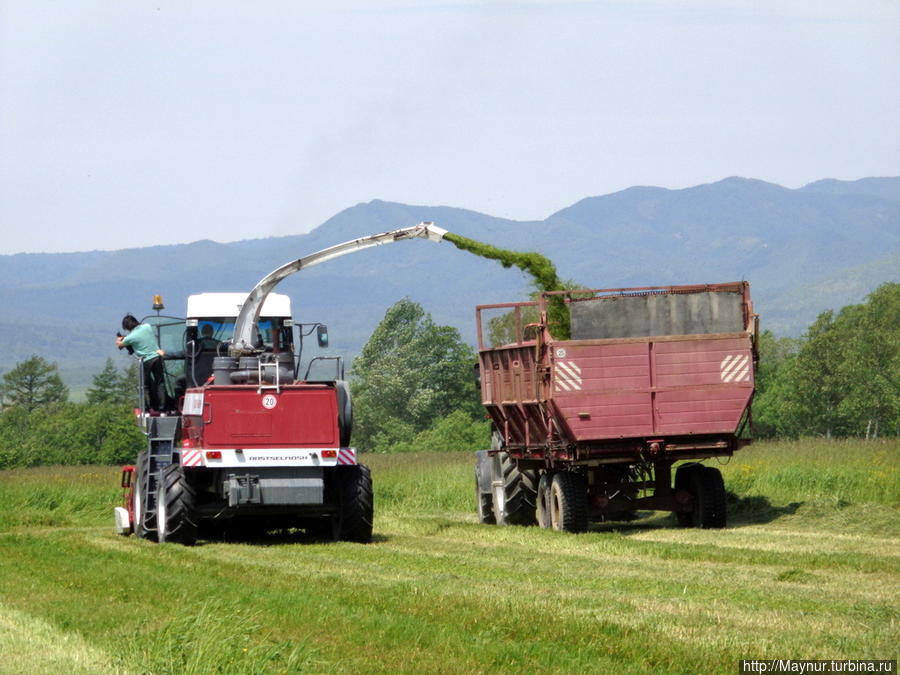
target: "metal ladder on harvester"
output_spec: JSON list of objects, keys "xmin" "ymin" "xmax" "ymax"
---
[{"xmin": 137, "ymin": 416, "xmax": 181, "ymax": 535}]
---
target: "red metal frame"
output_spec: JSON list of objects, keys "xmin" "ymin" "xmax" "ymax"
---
[{"xmin": 476, "ymin": 282, "xmax": 758, "ymax": 466}]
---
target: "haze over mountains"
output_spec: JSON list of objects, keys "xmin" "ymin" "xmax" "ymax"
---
[{"xmin": 1, "ymin": 176, "xmax": 897, "ymax": 392}]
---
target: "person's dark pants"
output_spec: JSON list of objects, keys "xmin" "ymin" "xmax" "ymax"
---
[{"xmin": 142, "ymin": 357, "xmax": 166, "ymax": 412}]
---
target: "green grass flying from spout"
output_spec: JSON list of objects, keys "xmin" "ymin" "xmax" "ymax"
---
[{"xmin": 443, "ymin": 232, "xmax": 571, "ymax": 338}]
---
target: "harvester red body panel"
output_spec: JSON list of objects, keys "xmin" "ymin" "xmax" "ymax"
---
[{"xmin": 182, "ymin": 385, "xmax": 340, "ymax": 450}]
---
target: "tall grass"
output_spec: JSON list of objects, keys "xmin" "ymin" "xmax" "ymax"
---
[
  {"xmin": 0, "ymin": 467, "xmax": 119, "ymax": 530},
  {"xmin": 721, "ymin": 438, "xmax": 899, "ymax": 506},
  {"xmin": 133, "ymin": 601, "xmax": 320, "ymax": 675}
]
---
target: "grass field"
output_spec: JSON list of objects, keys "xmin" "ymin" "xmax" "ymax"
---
[{"xmin": 0, "ymin": 439, "xmax": 897, "ymax": 674}]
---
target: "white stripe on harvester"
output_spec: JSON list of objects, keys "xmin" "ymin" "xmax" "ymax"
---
[
  {"xmin": 337, "ymin": 447, "xmax": 357, "ymax": 465},
  {"xmin": 181, "ymin": 449, "xmax": 202, "ymax": 467}
]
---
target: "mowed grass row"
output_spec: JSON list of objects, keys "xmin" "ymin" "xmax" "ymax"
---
[{"xmin": 0, "ymin": 439, "xmax": 897, "ymax": 674}]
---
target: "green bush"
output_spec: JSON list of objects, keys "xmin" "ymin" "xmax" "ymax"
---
[
  {"xmin": 0, "ymin": 403, "xmax": 144, "ymax": 469},
  {"xmin": 389, "ymin": 410, "xmax": 491, "ymax": 454}
]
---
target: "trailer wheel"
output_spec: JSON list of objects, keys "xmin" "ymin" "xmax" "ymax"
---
[
  {"xmin": 157, "ymin": 463, "xmax": 198, "ymax": 545},
  {"xmin": 336, "ymin": 464, "xmax": 373, "ymax": 543},
  {"xmin": 132, "ymin": 451, "xmax": 156, "ymax": 541},
  {"xmin": 673, "ymin": 463, "xmax": 700, "ymax": 527},
  {"xmin": 535, "ymin": 472, "xmax": 553, "ymax": 528},
  {"xmin": 691, "ymin": 466, "xmax": 727, "ymax": 529},
  {"xmin": 549, "ymin": 472, "xmax": 588, "ymax": 533},
  {"xmin": 491, "ymin": 452, "xmax": 538, "ymax": 526},
  {"xmin": 474, "ymin": 450, "xmax": 495, "ymax": 524}
]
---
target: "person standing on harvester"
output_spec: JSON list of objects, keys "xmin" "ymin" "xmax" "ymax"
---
[{"xmin": 116, "ymin": 314, "xmax": 166, "ymax": 414}]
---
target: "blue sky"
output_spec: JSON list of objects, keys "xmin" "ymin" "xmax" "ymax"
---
[{"xmin": 1, "ymin": 0, "xmax": 897, "ymax": 254}]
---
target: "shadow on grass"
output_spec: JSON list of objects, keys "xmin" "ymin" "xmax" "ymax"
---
[
  {"xmin": 586, "ymin": 493, "xmax": 804, "ymax": 534},
  {"xmin": 196, "ymin": 526, "xmax": 388, "ymax": 547},
  {"xmin": 725, "ymin": 492, "xmax": 803, "ymax": 526}
]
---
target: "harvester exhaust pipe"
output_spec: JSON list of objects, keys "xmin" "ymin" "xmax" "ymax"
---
[{"xmin": 230, "ymin": 222, "xmax": 448, "ymax": 355}]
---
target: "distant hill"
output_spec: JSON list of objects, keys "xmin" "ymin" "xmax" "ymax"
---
[{"xmin": 1, "ymin": 176, "xmax": 897, "ymax": 392}]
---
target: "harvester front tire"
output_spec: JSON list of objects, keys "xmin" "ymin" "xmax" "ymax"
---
[
  {"xmin": 491, "ymin": 452, "xmax": 538, "ymax": 526},
  {"xmin": 133, "ymin": 451, "xmax": 156, "ymax": 541},
  {"xmin": 337, "ymin": 464, "xmax": 373, "ymax": 543},
  {"xmin": 157, "ymin": 463, "xmax": 199, "ymax": 545},
  {"xmin": 549, "ymin": 471, "xmax": 588, "ymax": 533},
  {"xmin": 691, "ymin": 466, "xmax": 727, "ymax": 529}
]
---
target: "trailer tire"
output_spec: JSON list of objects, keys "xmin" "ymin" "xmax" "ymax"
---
[
  {"xmin": 491, "ymin": 452, "xmax": 538, "ymax": 526},
  {"xmin": 691, "ymin": 466, "xmax": 727, "ymax": 529},
  {"xmin": 474, "ymin": 450, "xmax": 495, "ymax": 524},
  {"xmin": 536, "ymin": 472, "xmax": 553, "ymax": 528},
  {"xmin": 549, "ymin": 472, "xmax": 589, "ymax": 533},
  {"xmin": 674, "ymin": 463, "xmax": 700, "ymax": 527},
  {"xmin": 133, "ymin": 451, "xmax": 156, "ymax": 541},
  {"xmin": 336, "ymin": 464, "xmax": 373, "ymax": 543},
  {"xmin": 157, "ymin": 463, "xmax": 198, "ymax": 545}
]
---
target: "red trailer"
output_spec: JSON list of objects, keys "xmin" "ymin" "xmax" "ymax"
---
[{"xmin": 474, "ymin": 282, "xmax": 758, "ymax": 531}]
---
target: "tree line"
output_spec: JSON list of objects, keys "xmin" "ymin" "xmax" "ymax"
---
[
  {"xmin": 754, "ymin": 282, "xmax": 898, "ymax": 439},
  {"xmin": 0, "ymin": 357, "xmax": 144, "ymax": 469},
  {"xmin": 0, "ymin": 282, "xmax": 896, "ymax": 469}
]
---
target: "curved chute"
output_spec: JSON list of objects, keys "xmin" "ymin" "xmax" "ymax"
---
[{"xmin": 230, "ymin": 222, "xmax": 448, "ymax": 355}]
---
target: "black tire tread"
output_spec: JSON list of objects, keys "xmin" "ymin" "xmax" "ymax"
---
[
  {"xmin": 500, "ymin": 454, "xmax": 538, "ymax": 526},
  {"xmin": 551, "ymin": 472, "xmax": 589, "ymax": 533},
  {"xmin": 337, "ymin": 464, "xmax": 374, "ymax": 543},
  {"xmin": 674, "ymin": 463, "xmax": 700, "ymax": 528},
  {"xmin": 694, "ymin": 466, "xmax": 727, "ymax": 529},
  {"xmin": 159, "ymin": 463, "xmax": 199, "ymax": 545}
]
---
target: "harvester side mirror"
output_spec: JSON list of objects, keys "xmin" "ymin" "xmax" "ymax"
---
[{"xmin": 316, "ymin": 325, "xmax": 329, "ymax": 348}]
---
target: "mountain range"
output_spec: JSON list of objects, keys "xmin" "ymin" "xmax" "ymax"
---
[{"xmin": 1, "ymin": 176, "xmax": 897, "ymax": 393}]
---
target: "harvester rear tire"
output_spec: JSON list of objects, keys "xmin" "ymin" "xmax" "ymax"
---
[
  {"xmin": 674, "ymin": 463, "xmax": 700, "ymax": 527},
  {"xmin": 133, "ymin": 451, "xmax": 156, "ymax": 541},
  {"xmin": 157, "ymin": 463, "xmax": 198, "ymax": 545},
  {"xmin": 491, "ymin": 452, "xmax": 538, "ymax": 526},
  {"xmin": 336, "ymin": 464, "xmax": 373, "ymax": 543},
  {"xmin": 691, "ymin": 466, "xmax": 727, "ymax": 529},
  {"xmin": 549, "ymin": 472, "xmax": 588, "ymax": 533}
]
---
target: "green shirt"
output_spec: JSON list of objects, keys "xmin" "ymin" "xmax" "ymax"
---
[{"xmin": 122, "ymin": 323, "xmax": 160, "ymax": 361}]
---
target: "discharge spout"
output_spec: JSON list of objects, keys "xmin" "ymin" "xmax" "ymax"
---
[{"xmin": 230, "ymin": 222, "xmax": 447, "ymax": 355}]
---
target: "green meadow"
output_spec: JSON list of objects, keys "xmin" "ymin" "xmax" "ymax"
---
[{"xmin": 0, "ymin": 439, "xmax": 897, "ymax": 674}]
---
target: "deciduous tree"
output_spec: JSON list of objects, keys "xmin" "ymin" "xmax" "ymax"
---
[{"xmin": 351, "ymin": 299, "xmax": 482, "ymax": 452}]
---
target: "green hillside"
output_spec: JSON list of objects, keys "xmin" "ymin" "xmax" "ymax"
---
[{"xmin": 0, "ymin": 176, "xmax": 897, "ymax": 391}]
